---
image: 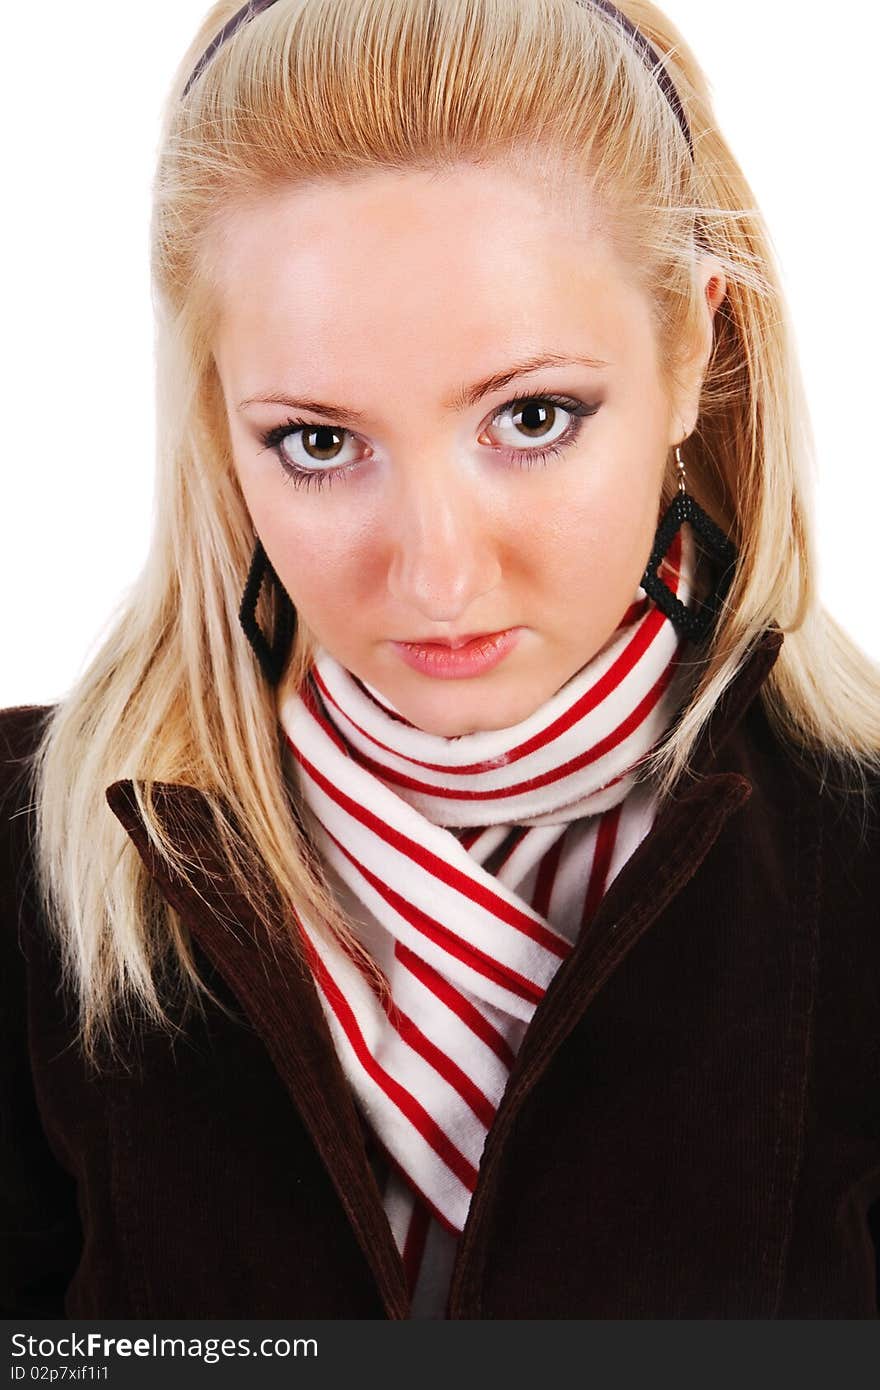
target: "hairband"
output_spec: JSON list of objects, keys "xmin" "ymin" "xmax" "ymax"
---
[{"xmin": 181, "ymin": 0, "xmax": 695, "ymax": 159}]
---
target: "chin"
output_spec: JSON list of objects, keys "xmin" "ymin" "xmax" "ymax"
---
[{"xmin": 406, "ymin": 687, "xmax": 540, "ymax": 738}]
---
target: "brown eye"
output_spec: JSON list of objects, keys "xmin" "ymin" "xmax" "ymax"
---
[
  {"xmin": 259, "ymin": 418, "xmax": 363, "ymax": 478},
  {"xmin": 512, "ymin": 400, "xmax": 559, "ymax": 439},
  {"xmin": 297, "ymin": 425, "xmax": 347, "ymax": 463},
  {"xmin": 491, "ymin": 396, "xmax": 574, "ymax": 451}
]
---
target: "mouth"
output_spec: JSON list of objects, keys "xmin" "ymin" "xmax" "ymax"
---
[
  {"xmin": 390, "ymin": 628, "xmax": 522, "ymax": 679},
  {"xmin": 401, "ymin": 630, "xmax": 508, "ymax": 649}
]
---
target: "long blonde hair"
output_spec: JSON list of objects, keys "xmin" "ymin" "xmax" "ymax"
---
[{"xmin": 26, "ymin": 0, "xmax": 880, "ymax": 1071}]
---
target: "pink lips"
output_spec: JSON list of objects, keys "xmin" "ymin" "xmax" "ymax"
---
[{"xmin": 391, "ymin": 628, "xmax": 521, "ymax": 679}]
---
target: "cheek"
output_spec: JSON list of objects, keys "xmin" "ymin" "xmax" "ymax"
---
[
  {"xmin": 244, "ymin": 484, "xmax": 374, "ymax": 619},
  {"xmin": 522, "ymin": 462, "xmax": 660, "ymax": 602}
]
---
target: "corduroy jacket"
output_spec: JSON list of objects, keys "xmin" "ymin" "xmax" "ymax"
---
[{"xmin": 2, "ymin": 623, "xmax": 879, "ymax": 1320}]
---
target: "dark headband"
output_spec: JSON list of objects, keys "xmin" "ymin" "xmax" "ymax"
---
[{"xmin": 182, "ymin": 0, "xmax": 695, "ymax": 159}]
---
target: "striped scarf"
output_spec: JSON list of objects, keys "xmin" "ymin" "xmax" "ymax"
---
[{"xmin": 277, "ymin": 524, "xmax": 697, "ymax": 1315}]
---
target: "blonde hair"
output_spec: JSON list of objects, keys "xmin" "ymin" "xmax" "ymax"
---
[{"xmin": 24, "ymin": 0, "xmax": 880, "ymax": 1071}]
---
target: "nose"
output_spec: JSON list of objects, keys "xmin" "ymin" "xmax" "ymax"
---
[{"xmin": 385, "ymin": 452, "xmax": 503, "ymax": 620}]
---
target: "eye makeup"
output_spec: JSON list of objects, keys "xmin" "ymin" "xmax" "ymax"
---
[{"xmin": 257, "ymin": 391, "xmax": 602, "ymax": 492}]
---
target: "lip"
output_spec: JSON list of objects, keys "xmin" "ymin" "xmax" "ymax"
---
[{"xmin": 390, "ymin": 628, "xmax": 521, "ymax": 679}]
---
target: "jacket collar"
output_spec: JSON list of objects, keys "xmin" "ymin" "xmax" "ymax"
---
[{"xmin": 105, "ymin": 622, "xmax": 785, "ymax": 1318}]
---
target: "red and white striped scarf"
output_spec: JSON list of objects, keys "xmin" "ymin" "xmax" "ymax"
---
[{"xmin": 277, "ymin": 524, "xmax": 697, "ymax": 1315}]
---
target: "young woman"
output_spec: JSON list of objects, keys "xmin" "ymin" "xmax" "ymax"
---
[{"xmin": 2, "ymin": 0, "xmax": 878, "ymax": 1321}]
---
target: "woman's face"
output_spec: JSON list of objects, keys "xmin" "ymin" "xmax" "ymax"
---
[{"xmin": 213, "ymin": 158, "xmax": 724, "ymax": 735}]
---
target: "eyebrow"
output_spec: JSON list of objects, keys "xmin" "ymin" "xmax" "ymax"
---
[{"xmin": 236, "ymin": 351, "xmax": 612, "ymax": 422}]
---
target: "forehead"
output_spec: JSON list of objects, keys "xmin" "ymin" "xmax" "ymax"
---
[{"xmin": 209, "ymin": 159, "xmax": 653, "ymax": 382}]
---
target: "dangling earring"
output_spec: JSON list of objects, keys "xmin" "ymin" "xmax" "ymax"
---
[
  {"xmin": 238, "ymin": 537, "xmax": 298, "ymax": 686},
  {"xmin": 641, "ymin": 444, "xmax": 738, "ymax": 643}
]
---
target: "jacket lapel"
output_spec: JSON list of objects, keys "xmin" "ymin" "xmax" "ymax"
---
[
  {"xmin": 446, "ymin": 624, "xmax": 791, "ymax": 1313},
  {"xmin": 104, "ymin": 775, "xmax": 411, "ymax": 1318},
  {"xmin": 106, "ymin": 623, "xmax": 784, "ymax": 1318},
  {"xmin": 496, "ymin": 623, "xmax": 785, "ymax": 1091}
]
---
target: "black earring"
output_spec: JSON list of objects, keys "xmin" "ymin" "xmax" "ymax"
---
[
  {"xmin": 238, "ymin": 537, "xmax": 298, "ymax": 685},
  {"xmin": 641, "ymin": 445, "xmax": 738, "ymax": 644}
]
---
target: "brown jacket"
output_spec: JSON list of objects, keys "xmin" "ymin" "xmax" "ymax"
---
[{"xmin": 2, "ymin": 624, "xmax": 879, "ymax": 1319}]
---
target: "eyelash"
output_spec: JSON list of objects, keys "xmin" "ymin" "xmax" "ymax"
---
[{"xmin": 257, "ymin": 392, "xmax": 601, "ymax": 492}]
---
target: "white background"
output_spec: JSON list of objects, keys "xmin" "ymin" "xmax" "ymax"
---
[{"xmin": 3, "ymin": 1, "xmax": 878, "ymax": 708}]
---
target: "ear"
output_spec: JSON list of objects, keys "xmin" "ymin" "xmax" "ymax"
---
[{"xmin": 670, "ymin": 255, "xmax": 728, "ymax": 442}]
